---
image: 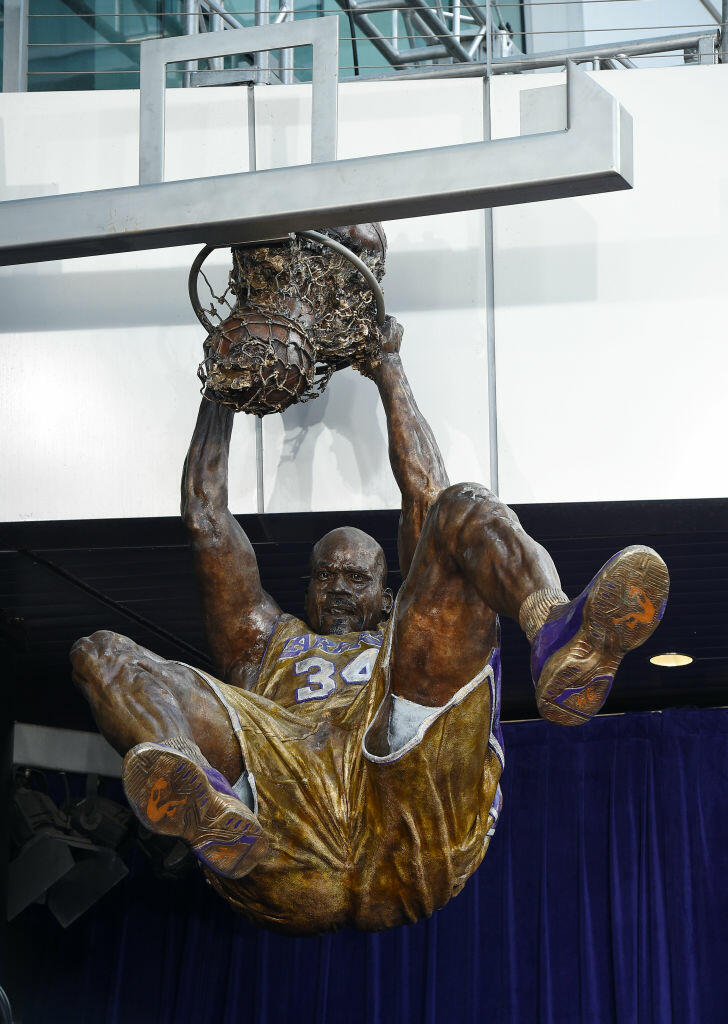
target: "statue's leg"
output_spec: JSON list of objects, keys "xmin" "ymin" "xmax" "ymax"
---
[
  {"xmin": 71, "ymin": 631, "xmax": 267, "ymax": 877},
  {"xmin": 70, "ymin": 629, "xmax": 243, "ymax": 779},
  {"xmin": 389, "ymin": 483, "xmax": 668, "ymax": 725}
]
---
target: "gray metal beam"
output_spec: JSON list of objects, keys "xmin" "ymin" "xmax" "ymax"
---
[
  {"xmin": 698, "ymin": 0, "xmax": 721, "ymax": 24},
  {"xmin": 346, "ymin": 30, "xmax": 719, "ymax": 81},
  {"xmin": 402, "ymin": 0, "xmax": 473, "ymax": 62},
  {"xmin": 0, "ymin": 64, "xmax": 632, "ymax": 267},
  {"xmin": 345, "ymin": 5, "xmax": 410, "ymax": 66},
  {"xmin": 345, "ymin": 0, "xmax": 475, "ymax": 66}
]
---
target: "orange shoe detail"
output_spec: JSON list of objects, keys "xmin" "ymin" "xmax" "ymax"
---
[
  {"xmin": 146, "ymin": 777, "xmax": 188, "ymax": 822},
  {"xmin": 612, "ymin": 586, "xmax": 655, "ymax": 630}
]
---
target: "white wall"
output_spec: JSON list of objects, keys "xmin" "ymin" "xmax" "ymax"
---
[
  {"xmin": 2, "ymin": 65, "xmax": 728, "ymax": 521},
  {"xmin": 491, "ymin": 65, "xmax": 728, "ymax": 503},
  {"xmin": 0, "ymin": 79, "xmax": 489, "ymax": 521}
]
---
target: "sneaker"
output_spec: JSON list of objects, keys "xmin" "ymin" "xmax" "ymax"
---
[
  {"xmin": 122, "ymin": 741, "xmax": 267, "ymax": 879},
  {"xmin": 531, "ymin": 545, "xmax": 669, "ymax": 726}
]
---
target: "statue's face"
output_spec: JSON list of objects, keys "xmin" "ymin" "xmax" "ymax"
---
[{"xmin": 305, "ymin": 528, "xmax": 392, "ymax": 636}]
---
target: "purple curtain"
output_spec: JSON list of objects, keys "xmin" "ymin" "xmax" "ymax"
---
[{"xmin": 8, "ymin": 709, "xmax": 728, "ymax": 1023}]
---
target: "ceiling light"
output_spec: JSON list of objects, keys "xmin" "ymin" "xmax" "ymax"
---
[{"xmin": 649, "ymin": 653, "xmax": 693, "ymax": 668}]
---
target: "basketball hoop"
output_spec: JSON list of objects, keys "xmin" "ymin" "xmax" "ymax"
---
[
  {"xmin": 190, "ymin": 228, "xmax": 387, "ymax": 416},
  {"xmin": 188, "ymin": 231, "xmax": 386, "ymax": 336}
]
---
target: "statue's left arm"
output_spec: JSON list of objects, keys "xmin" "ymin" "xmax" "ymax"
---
[
  {"xmin": 182, "ymin": 399, "xmax": 281, "ymax": 688},
  {"xmin": 370, "ymin": 316, "xmax": 450, "ymax": 578}
]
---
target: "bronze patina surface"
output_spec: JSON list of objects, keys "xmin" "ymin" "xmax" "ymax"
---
[
  {"xmin": 70, "ymin": 224, "xmax": 668, "ymax": 933},
  {"xmin": 197, "ymin": 225, "xmax": 386, "ymax": 415}
]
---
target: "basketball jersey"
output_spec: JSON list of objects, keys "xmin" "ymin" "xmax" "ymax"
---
[
  {"xmin": 199, "ymin": 613, "xmax": 505, "ymax": 934},
  {"xmin": 253, "ymin": 616, "xmax": 385, "ymax": 712}
]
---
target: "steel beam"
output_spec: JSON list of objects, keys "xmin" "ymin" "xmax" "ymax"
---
[
  {"xmin": 402, "ymin": 0, "xmax": 473, "ymax": 62},
  {"xmin": 0, "ymin": 64, "xmax": 632, "ymax": 267},
  {"xmin": 698, "ymin": 0, "xmax": 721, "ymax": 22},
  {"xmin": 348, "ymin": 30, "xmax": 719, "ymax": 81}
]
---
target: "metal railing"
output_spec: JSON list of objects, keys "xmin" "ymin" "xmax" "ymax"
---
[{"xmin": 3, "ymin": 0, "xmax": 728, "ymax": 91}]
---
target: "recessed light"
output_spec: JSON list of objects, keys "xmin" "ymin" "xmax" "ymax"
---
[{"xmin": 649, "ymin": 653, "xmax": 693, "ymax": 668}]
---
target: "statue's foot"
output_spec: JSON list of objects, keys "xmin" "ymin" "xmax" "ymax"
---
[
  {"xmin": 122, "ymin": 741, "xmax": 268, "ymax": 879},
  {"xmin": 531, "ymin": 546, "xmax": 669, "ymax": 726}
]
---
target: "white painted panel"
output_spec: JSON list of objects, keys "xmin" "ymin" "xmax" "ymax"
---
[
  {"xmin": 262, "ymin": 79, "xmax": 490, "ymax": 512},
  {"xmin": 491, "ymin": 66, "xmax": 728, "ymax": 504},
  {"xmin": 0, "ymin": 87, "xmax": 258, "ymax": 521},
  {"xmin": 0, "ymin": 80, "xmax": 489, "ymax": 521}
]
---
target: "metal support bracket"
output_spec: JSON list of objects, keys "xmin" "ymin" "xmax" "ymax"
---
[
  {"xmin": 139, "ymin": 16, "xmax": 339, "ymax": 184},
  {"xmin": 0, "ymin": 60, "xmax": 633, "ymax": 266}
]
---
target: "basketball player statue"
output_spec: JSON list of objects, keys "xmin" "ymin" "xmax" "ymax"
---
[{"xmin": 70, "ymin": 224, "xmax": 669, "ymax": 935}]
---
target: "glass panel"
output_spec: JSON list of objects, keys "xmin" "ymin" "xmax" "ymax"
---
[
  {"xmin": 28, "ymin": 0, "xmax": 186, "ymax": 91},
  {"xmin": 20, "ymin": 0, "xmax": 527, "ymax": 92}
]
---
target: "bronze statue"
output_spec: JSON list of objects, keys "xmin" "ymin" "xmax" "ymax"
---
[{"xmin": 70, "ymin": 224, "xmax": 669, "ymax": 935}]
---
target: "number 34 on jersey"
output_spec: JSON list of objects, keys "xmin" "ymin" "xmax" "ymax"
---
[{"xmin": 293, "ymin": 648, "xmax": 379, "ymax": 703}]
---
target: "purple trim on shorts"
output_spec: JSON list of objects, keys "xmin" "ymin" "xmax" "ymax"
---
[
  {"xmin": 201, "ymin": 765, "xmax": 237, "ymax": 799},
  {"xmin": 489, "ymin": 634, "xmax": 505, "ymax": 758}
]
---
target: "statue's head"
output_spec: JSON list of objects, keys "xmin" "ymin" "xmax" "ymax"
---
[{"xmin": 305, "ymin": 527, "xmax": 393, "ymax": 636}]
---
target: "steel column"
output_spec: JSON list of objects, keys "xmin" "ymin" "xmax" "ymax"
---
[
  {"xmin": 2, "ymin": 0, "xmax": 29, "ymax": 93},
  {"xmin": 279, "ymin": 0, "xmax": 295, "ymax": 84},
  {"xmin": 247, "ymin": 83, "xmax": 266, "ymax": 513},
  {"xmin": 483, "ymin": 75, "xmax": 498, "ymax": 494},
  {"xmin": 209, "ymin": 0, "xmax": 225, "ymax": 73},
  {"xmin": 255, "ymin": 0, "xmax": 271, "ymax": 84},
  {"xmin": 183, "ymin": 0, "xmax": 200, "ymax": 88},
  {"xmin": 722, "ymin": 0, "xmax": 728, "ymax": 62}
]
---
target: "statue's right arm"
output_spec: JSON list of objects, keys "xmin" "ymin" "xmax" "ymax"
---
[
  {"xmin": 181, "ymin": 398, "xmax": 281, "ymax": 688},
  {"xmin": 371, "ymin": 318, "xmax": 449, "ymax": 579}
]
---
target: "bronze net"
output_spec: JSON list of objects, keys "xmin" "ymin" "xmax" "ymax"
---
[{"xmin": 196, "ymin": 230, "xmax": 386, "ymax": 416}]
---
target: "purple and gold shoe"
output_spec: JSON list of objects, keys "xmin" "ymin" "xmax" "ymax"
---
[
  {"xmin": 531, "ymin": 545, "xmax": 669, "ymax": 726},
  {"xmin": 122, "ymin": 741, "xmax": 267, "ymax": 879}
]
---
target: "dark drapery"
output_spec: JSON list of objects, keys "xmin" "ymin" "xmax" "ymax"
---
[{"xmin": 7, "ymin": 709, "xmax": 728, "ymax": 1024}]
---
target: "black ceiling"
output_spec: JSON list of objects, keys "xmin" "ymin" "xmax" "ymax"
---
[{"xmin": 2, "ymin": 496, "xmax": 726, "ymax": 731}]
